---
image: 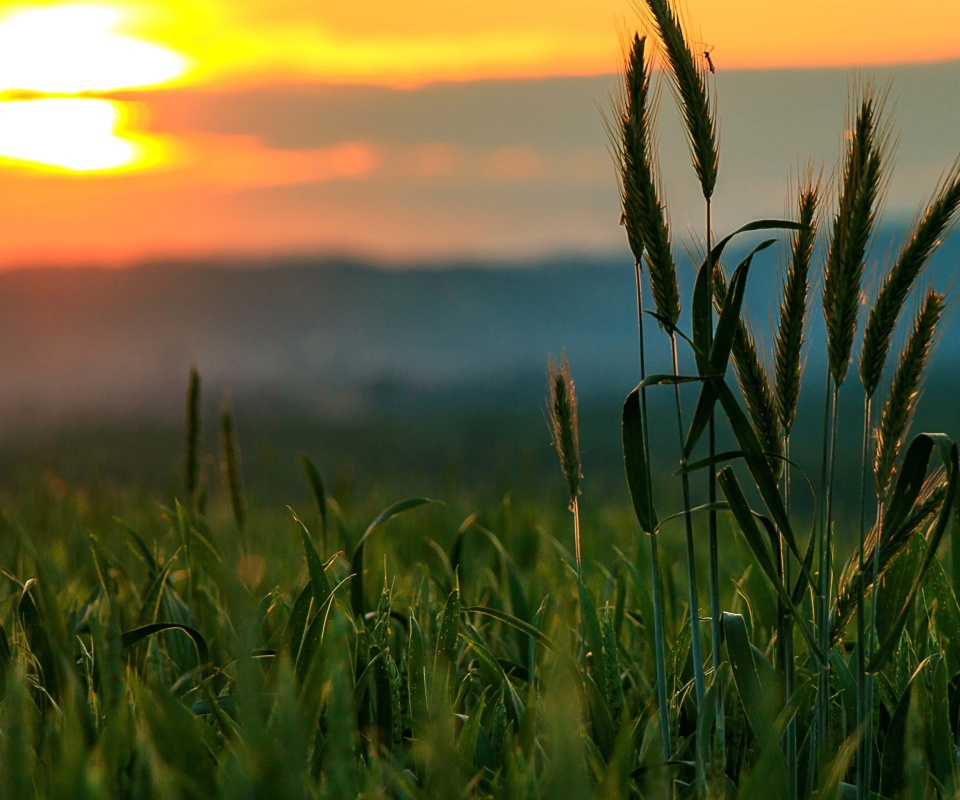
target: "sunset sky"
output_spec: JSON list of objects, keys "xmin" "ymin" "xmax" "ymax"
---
[{"xmin": 1, "ymin": 0, "xmax": 959, "ymax": 267}]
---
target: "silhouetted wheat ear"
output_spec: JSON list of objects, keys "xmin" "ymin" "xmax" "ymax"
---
[
  {"xmin": 823, "ymin": 93, "xmax": 885, "ymax": 387},
  {"xmin": 617, "ymin": 34, "xmax": 648, "ymax": 265},
  {"xmin": 617, "ymin": 32, "xmax": 681, "ymax": 327},
  {"xmin": 185, "ymin": 366, "xmax": 201, "ymax": 498},
  {"xmin": 775, "ymin": 184, "xmax": 818, "ymax": 437},
  {"xmin": 220, "ymin": 404, "xmax": 248, "ymax": 532},
  {"xmin": 641, "ymin": 0, "xmax": 718, "ymax": 200},
  {"xmin": 860, "ymin": 160, "xmax": 960, "ymax": 397},
  {"xmin": 874, "ymin": 290, "xmax": 944, "ymax": 498},
  {"xmin": 713, "ymin": 269, "xmax": 783, "ymax": 475},
  {"xmin": 548, "ymin": 354, "xmax": 581, "ymax": 510}
]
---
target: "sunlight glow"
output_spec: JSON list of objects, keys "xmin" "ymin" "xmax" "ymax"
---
[
  {"xmin": 0, "ymin": 5, "xmax": 186, "ymax": 173},
  {"xmin": 0, "ymin": 5, "xmax": 186, "ymax": 93},
  {"xmin": 0, "ymin": 99, "xmax": 161, "ymax": 172}
]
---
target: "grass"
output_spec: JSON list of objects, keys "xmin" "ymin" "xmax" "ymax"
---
[{"xmin": 1, "ymin": 1, "xmax": 960, "ymax": 797}]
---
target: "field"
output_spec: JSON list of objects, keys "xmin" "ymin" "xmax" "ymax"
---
[{"xmin": 4, "ymin": 1, "xmax": 960, "ymax": 799}]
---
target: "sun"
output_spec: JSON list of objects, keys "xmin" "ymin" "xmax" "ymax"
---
[
  {"xmin": 0, "ymin": 99, "xmax": 168, "ymax": 173},
  {"xmin": 0, "ymin": 4, "xmax": 187, "ymax": 173},
  {"xmin": 0, "ymin": 5, "xmax": 186, "ymax": 94}
]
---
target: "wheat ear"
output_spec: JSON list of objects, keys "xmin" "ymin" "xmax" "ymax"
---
[
  {"xmin": 860, "ymin": 160, "xmax": 960, "ymax": 397},
  {"xmin": 640, "ymin": 0, "xmax": 718, "ymax": 200},
  {"xmin": 874, "ymin": 290, "xmax": 944, "ymax": 499},
  {"xmin": 823, "ymin": 92, "xmax": 886, "ymax": 387},
  {"xmin": 617, "ymin": 33, "xmax": 681, "ymax": 327},
  {"xmin": 775, "ymin": 183, "xmax": 818, "ymax": 437}
]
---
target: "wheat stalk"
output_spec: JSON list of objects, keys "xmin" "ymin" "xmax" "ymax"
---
[{"xmin": 615, "ymin": 32, "xmax": 674, "ymax": 760}]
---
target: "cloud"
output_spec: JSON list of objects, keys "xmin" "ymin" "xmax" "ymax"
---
[
  {"xmin": 0, "ymin": 63, "xmax": 957, "ymax": 268},
  {"xmin": 170, "ymin": 134, "xmax": 380, "ymax": 187}
]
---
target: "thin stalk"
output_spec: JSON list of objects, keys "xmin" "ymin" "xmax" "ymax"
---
[
  {"xmin": 573, "ymin": 496, "xmax": 585, "ymax": 656},
  {"xmin": 856, "ymin": 394, "xmax": 872, "ymax": 799},
  {"xmin": 782, "ymin": 435, "xmax": 797, "ymax": 800},
  {"xmin": 815, "ymin": 373, "xmax": 835, "ymax": 779},
  {"xmin": 671, "ymin": 334, "xmax": 706, "ymax": 709},
  {"xmin": 706, "ymin": 200, "xmax": 724, "ymax": 754},
  {"xmin": 573, "ymin": 496, "xmax": 582, "ymax": 573},
  {"xmin": 636, "ymin": 263, "xmax": 672, "ymax": 760},
  {"xmin": 864, "ymin": 496, "xmax": 885, "ymax": 796}
]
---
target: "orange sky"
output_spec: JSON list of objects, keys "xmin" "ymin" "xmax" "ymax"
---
[
  {"xmin": 104, "ymin": 0, "xmax": 960, "ymax": 86},
  {"xmin": 0, "ymin": 1, "xmax": 958, "ymax": 266}
]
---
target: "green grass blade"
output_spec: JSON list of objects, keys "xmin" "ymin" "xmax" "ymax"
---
[
  {"xmin": 868, "ymin": 436, "xmax": 958, "ymax": 672},
  {"xmin": 289, "ymin": 508, "xmax": 332, "ymax": 608},
  {"xmin": 623, "ymin": 386, "xmax": 658, "ymax": 534},
  {"xmin": 121, "ymin": 622, "xmax": 209, "ymax": 666},
  {"xmin": 718, "ymin": 467, "xmax": 822, "ymax": 661},
  {"xmin": 722, "ymin": 611, "xmax": 782, "ymax": 751},
  {"xmin": 713, "ymin": 379, "xmax": 816, "ymax": 589},
  {"xmin": 350, "ymin": 497, "xmax": 440, "ymax": 616},
  {"xmin": 686, "ymin": 240, "xmax": 776, "ymax": 457},
  {"xmin": 299, "ymin": 454, "xmax": 327, "ymax": 550},
  {"xmin": 465, "ymin": 606, "xmax": 553, "ymax": 651},
  {"xmin": 280, "ymin": 581, "xmax": 314, "ymax": 664}
]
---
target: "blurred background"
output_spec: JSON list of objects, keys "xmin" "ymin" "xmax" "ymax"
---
[{"xmin": 0, "ymin": 0, "xmax": 958, "ymax": 508}]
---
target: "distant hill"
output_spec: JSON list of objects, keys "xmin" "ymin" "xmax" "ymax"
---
[
  {"xmin": 0, "ymin": 231, "xmax": 957, "ymax": 500},
  {"xmin": 0, "ymin": 227, "xmax": 958, "ymax": 429}
]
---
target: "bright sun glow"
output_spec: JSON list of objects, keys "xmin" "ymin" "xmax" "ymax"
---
[
  {"xmin": 0, "ymin": 5, "xmax": 186, "ymax": 93},
  {"xmin": 0, "ymin": 99, "xmax": 161, "ymax": 172},
  {"xmin": 0, "ymin": 5, "xmax": 186, "ymax": 173}
]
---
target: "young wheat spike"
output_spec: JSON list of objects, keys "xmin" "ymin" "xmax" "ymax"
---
[
  {"xmin": 640, "ymin": 0, "xmax": 718, "ymax": 200},
  {"xmin": 220, "ymin": 404, "xmax": 248, "ymax": 533},
  {"xmin": 823, "ymin": 92, "xmax": 886, "ymax": 387},
  {"xmin": 775, "ymin": 184, "xmax": 818, "ymax": 437},
  {"xmin": 874, "ymin": 290, "xmax": 944, "ymax": 499},
  {"xmin": 859, "ymin": 160, "xmax": 960, "ymax": 397},
  {"xmin": 548, "ymin": 354, "xmax": 582, "ymax": 513},
  {"xmin": 618, "ymin": 33, "xmax": 681, "ymax": 327},
  {"xmin": 185, "ymin": 366, "xmax": 202, "ymax": 499}
]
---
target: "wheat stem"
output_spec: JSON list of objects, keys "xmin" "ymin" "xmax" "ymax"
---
[
  {"xmin": 855, "ymin": 394, "xmax": 872, "ymax": 799},
  {"xmin": 671, "ymin": 334, "xmax": 706, "ymax": 710},
  {"xmin": 782, "ymin": 434, "xmax": 797, "ymax": 800},
  {"xmin": 705, "ymin": 199, "xmax": 725, "ymax": 759},
  {"xmin": 635, "ymin": 264, "xmax": 672, "ymax": 760},
  {"xmin": 814, "ymin": 373, "xmax": 835, "ymax": 778}
]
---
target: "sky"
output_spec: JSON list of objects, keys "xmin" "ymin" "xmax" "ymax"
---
[{"xmin": 1, "ymin": 0, "xmax": 959, "ymax": 267}]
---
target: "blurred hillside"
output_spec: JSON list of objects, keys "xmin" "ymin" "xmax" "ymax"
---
[{"xmin": 0, "ymin": 228, "xmax": 957, "ymax": 503}]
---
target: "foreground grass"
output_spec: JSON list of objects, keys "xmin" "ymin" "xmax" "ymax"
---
[
  {"xmin": 0, "ymin": 450, "xmax": 955, "ymax": 799},
  {"xmin": 0, "ymin": 472, "xmax": 692, "ymax": 799}
]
